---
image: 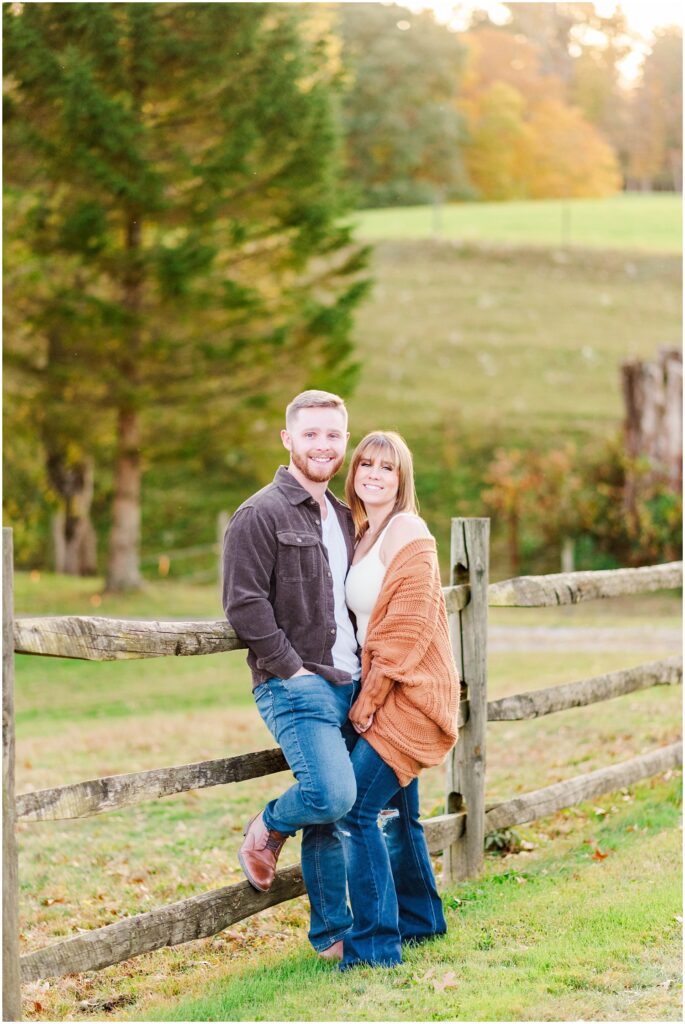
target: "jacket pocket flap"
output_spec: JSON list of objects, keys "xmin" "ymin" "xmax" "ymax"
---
[{"xmin": 277, "ymin": 531, "xmax": 319, "ymax": 547}]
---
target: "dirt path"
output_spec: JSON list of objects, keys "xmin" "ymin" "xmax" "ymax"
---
[{"xmin": 489, "ymin": 625, "xmax": 682, "ymax": 652}]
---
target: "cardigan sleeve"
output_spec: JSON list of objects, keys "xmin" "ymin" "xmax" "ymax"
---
[
  {"xmin": 365, "ymin": 551, "xmax": 442, "ymax": 685},
  {"xmin": 358, "ymin": 663, "xmax": 395, "ymax": 710}
]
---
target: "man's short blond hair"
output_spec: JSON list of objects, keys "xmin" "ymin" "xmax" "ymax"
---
[{"xmin": 285, "ymin": 390, "xmax": 348, "ymax": 431}]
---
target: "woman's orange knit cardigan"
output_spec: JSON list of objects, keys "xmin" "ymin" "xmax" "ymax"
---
[{"xmin": 358, "ymin": 536, "xmax": 460, "ymax": 787}]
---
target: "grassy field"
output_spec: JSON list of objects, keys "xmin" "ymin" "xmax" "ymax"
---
[
  {"xmin": 139, "ymin": 778, "xmax": 683, "ymax": 1023},
  {"xmin": 355, "ymin": 194, "xmax": 682, "ymax": 252},
  {"xmin": 134, "ymin": 234, "xmax": 681, "ymax": 583},
  {"xmin": 12, "ymin": 574, "xmax": 681, "ymax": 1021},
  {"xmin": 345, "ymin": 239, "xmax": 681, "ymax": 568}
]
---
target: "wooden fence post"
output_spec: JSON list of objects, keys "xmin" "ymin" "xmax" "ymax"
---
[
  {"xmin": 3, "ymin": 529, "xmax": 21, "ymax": 1021},
  {"xmin": 444, "ymin": 517, "xmax": 489, "ymax": 885}
]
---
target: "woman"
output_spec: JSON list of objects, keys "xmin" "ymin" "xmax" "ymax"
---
[{"xmin": 340, "ymin": 431, "xmax": 460, "ymax": 970}]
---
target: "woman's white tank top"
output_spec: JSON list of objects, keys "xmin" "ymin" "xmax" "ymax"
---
[{"xmin": 345, "ymin": 513, "xmax": 424, "ymax": 647}]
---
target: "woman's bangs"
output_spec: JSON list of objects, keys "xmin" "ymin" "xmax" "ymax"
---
[{"xmin": 359, "ymin": 437, "xmax": 399, "ymax": 469}]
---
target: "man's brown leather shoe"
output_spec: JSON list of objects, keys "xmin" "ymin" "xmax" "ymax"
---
[{"xmin": 238, "ymin": 811, "xmax": 288, "ymax": 892}]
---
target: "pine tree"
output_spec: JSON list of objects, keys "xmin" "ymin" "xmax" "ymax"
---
[{"xmin": 4, "ymin": 2, "xmax": 368, "ymax": 589}]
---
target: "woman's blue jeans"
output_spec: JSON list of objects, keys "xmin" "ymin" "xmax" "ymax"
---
[
  {"xmin": 253, "ymin": 673, "xmax": 359, "ymax": 952},
  {"xmin": 339, "ymin": 737, "xmax": 446, "ymax": 969}
]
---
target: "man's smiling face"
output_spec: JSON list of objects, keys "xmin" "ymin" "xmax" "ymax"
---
[{"xmin": 281, "ymin": 406, "xmax": 349, "ymax": 484}]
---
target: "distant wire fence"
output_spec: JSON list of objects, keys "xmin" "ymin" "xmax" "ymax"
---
[{"xmin": 139, "ymin": 513, "xmax": 229, "ymax": 585}]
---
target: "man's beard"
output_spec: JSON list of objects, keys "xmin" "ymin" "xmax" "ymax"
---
[{"xmin": 291, "ymin": 447, "xmax": 344, "ymax": 483}]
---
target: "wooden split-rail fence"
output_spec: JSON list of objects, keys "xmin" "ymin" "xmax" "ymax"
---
[{"xmin": 2, "ymin": 521, "xmax": 682, "ymax": 1021}]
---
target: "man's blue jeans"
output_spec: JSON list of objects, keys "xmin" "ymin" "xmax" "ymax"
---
[
  {"xmin": 339, "ymin": 737, "xmax": 447, "ymax": 970},
  {"xmin": 253, "ymin": 673, "xmax": 359, "ymax": 952}
]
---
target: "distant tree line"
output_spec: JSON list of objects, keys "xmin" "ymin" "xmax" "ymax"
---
[{"xmin": 338, "ymin": 2, "xmax": 682, "ymax": 205}]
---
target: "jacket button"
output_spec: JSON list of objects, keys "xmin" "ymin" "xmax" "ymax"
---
[
  {"xmin": 296, "ymin": 537, "xmax": 302, "ymax": 543},
  {"xmin": 330, "ymin": 628, "xmax": 335, "ymax": 634}
]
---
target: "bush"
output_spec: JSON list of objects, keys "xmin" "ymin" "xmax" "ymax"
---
[{"xmin": 483, "ymin": 436, "xmax": 682, "ymax": 573}]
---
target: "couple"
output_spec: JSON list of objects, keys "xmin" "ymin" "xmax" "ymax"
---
[{"xmin": 222, "ymin": 390, "xmax": 459, "ymax": 970}]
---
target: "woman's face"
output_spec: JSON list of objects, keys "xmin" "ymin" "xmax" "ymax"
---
[{"xmin": 354, "ymin": 446, "xmax": 400, "ymax": 512}]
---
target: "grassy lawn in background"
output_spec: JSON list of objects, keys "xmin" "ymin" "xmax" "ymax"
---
[
  {"xmin": 133, "ymin": 241, "xmax": 681, "ymax": 583},
  {"xmin": 96, "ymin": 229, "xmax": 681, "ymax": 584},
  {"xmin": 13, "ymin": 575, "xmax": 681, "ymax": 1021},
  {"xmin": 347, "ymin": 243, "xmax": 681, "ymax": 451},
  {"xmin": 355, "ymin": 193, "xmax": 682, "ymax": 252}
]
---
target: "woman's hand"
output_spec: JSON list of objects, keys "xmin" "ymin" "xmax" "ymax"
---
[
  {"xmin": 350, "ymin": 692, "xmax": 376, "ymax": 734},
  {"xmin": 352, "ymin": 714, "xmax": 374, "ymax": 734}
]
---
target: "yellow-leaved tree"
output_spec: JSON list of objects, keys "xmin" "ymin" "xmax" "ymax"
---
[
  {"xmin": 460, "ymin": 27, "xmax": 621, "ymax": 199},
  {"xmin": 461, "ymin": 82, "xmax": 532, "ymax": 200},
  {"xmin": 525, "ymin": 98, "xmax": 622, "ymax": 197}
]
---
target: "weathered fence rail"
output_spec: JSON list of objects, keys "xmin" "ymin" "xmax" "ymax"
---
[
  {"xmin": 12, "ymin": 562, "xmax": 680, "ymax": 661},
  {"xmin": 19, "ymin": 812, "xmax": 468, "ymax": 985},
  {"xmin": 484, "ymin": 741, "xmax": 683, "ymax": 831},
  {"xmin": 2, "ymin": 524, "xmax": 682, "ymax": 1017},
  {"xmin": 487, "ymin": 561, "xmax": 682, "ymax": 607}
]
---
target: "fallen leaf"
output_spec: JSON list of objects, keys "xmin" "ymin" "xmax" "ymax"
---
[
  {"xmin": 593, "ymin": 806, "xmax": 607, "ymax": 816},
  {"xmin": 32, "ymin": 1002, "xmax": 43, "ymax": 1013},
  {"xmin": 592, "ymin": 848, "xmax": 609, "ymax": 861},
  {"xmin": 41, "ymin": 897, "xmax": 65, "ymax": 906},
  {"xmin": 520, "ymin": 840, "xmax": 535, "ymax": 851}
]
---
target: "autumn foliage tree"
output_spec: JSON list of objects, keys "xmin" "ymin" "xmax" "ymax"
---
[
  {"xmin": 483, "ymin": 441, "xmax": 681, "ymax": 574},
  {"xmin": 460, "ymin": 24, "xmax": 621, "ymax": 199}
]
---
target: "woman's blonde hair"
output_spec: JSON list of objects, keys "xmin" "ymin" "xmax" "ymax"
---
[{"xmin": 345, "ymin": 431, "xmax": 419, "ymax": 540}]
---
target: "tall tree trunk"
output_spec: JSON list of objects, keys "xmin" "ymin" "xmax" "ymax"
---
[
  {"xmin": 50, "ymin": 457, "xmax": 98, "ymax": 576},
  {"xmin": 44, "ymin": 327, "xmax": 99, "ymax": 576},
  {"xmin": 106, "ymin": 213, "xmax": 144, "ymax": 592},
  {"xmin": 106, "ymin": 406, "xmax": 142, "ymax": 591}
]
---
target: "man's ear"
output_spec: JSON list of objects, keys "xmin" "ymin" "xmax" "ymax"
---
[{"xmin": 280, "ymin": 428, "xmax": 291, "ymax": 452}]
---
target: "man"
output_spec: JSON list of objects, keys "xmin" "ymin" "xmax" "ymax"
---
[{"xmin": 222, "ymin": 390, "xmax": 360, "ymax": 961}]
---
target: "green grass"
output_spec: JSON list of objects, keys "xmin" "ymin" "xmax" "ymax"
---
[
  {"xmin": 13, "ymin": 575, "xmax": 681, "ymax": 1021},
  {"xmin": 355, "ymin": 194, "xmax": 682, "ymax": 252},
  {"xmin": 139, "ymin": 777, "xmax": 683, "ymax": 1022}
]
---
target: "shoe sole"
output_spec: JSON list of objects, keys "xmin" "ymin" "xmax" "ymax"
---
[{"xmin": 237, "ymin": 849, "xmax": 271, "ymax": 893}]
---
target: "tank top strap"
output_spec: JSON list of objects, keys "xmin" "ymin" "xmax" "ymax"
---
[{"xmin": 375, "ymin": 511, "xmax": 422, "ymax": 547}]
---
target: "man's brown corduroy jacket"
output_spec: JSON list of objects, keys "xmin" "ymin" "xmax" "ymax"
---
[{"xmin": 222, "ymin": 466, "xmax": 357, "ymax": 688}]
